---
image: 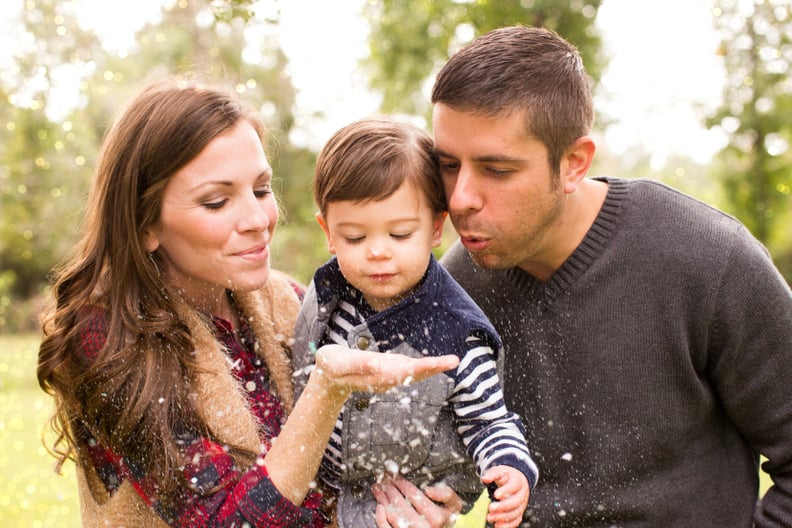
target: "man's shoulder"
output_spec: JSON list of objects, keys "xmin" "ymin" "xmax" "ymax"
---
[
  {"xmin": 617, "ymin": 177, "xmax": 737, "ymax": 222},
  {"xmin": 607, "ymin": 177, "xmax": 747, "ymax": 243},
  {"xmin": 608, "ymin": 178, "xmax": 778, "ymax": 281}
]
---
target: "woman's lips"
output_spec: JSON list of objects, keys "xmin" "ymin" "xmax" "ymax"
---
[{"xmin": 235, "ymin": 244, "xmax": 269, "ymax": 260}]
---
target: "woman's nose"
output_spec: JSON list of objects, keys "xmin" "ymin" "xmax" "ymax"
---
[{"xmin": 237, "ymin": 194, "xmax": 270, "ymax": 232}]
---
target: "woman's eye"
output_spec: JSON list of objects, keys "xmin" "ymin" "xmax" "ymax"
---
[
  {"xmin": 202, "ymin": 199, "xmax": 227, "ymax": 210},
  {"xmin": 254, "ymin": 185, "xmax": 272, "ymax": 198}
]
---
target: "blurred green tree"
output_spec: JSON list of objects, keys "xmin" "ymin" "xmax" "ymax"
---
[
  {"xmin": 0, "ymin": 0, "xmax": 106, "ymax": 330},
  {"xmin": 708, "ymin": 0, "xmax": 792, "ymax": 280},
  {"xmin": 361, "ymin": 0, "xmax": 606, "ymax": 122}
]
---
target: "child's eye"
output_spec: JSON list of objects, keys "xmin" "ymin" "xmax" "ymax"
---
[
  {"xmin": 391, "ymin": 233, "xmax": 412, "ymax": 240},
  {"xmin": 344, "ymin": 236, "xmax": 364, "ymax": 244}
]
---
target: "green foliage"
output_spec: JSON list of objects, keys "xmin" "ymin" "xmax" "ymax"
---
[
  {"xmin": 270, "ymin": 141, "xmax": 327, "ymax": 285},
  {"xmin": 209, "ymin": 0, "xmax": 260, "ymax": 23},
  {"xmin": 1, "ymin": 0, "xmax": 105, "ymax": 330},
  {"xmin": 362, "ymin": 0, "xmax": 605, "ymax": 122},
  {"xmin": 708, "ymin": 0, "xmax": 792, "ymax": 260}
]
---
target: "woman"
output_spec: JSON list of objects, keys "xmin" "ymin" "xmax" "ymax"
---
[{"xmin": 37, "ymin": 78, "xmax": 458, "ymax": 527}]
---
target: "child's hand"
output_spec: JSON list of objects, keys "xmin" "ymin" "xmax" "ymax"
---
[
  {"xmin": 314, "ymin": 344, "xmax": 459, "ymax": 394},
  {"xmin": 481, "ymin": 465, "xmax": 530, "ymax": 528}
]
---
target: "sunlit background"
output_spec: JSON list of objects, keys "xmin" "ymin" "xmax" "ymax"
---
[
  {"xmin": 2, "ymin": 0, "xmax": 729, "ymax": 156},
  {"xmin": 0, "ymin": 0, "xmax": 787, "ymax": 526}
]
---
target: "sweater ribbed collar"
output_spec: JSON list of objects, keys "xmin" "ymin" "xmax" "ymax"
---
[{"xmin": 505, "ymin": 177, "xmax": 627, "ymax": 305}]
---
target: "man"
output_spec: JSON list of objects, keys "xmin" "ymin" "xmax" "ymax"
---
[{"xmin": 374, "ymin": 25, "xmax": 792, "ymax": 527}]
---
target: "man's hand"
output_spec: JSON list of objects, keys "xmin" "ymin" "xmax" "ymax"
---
[{"xmin": 372, "ymin": 477, "xmax": 464, "ymax": 527}]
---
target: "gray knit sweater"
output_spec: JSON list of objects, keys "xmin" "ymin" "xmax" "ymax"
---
[{"xmin": 441, "ymin": 177, "xmax": 792, "ymax": 527}]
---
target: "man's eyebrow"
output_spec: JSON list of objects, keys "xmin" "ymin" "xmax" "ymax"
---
[{"xmin": 434, "ymin": 149, "xmax": 523, "ymax": 163}]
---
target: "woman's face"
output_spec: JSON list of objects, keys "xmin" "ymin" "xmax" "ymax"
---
[{"xmin": 144, "ymin": 119, "xmax": 278, "ymax": 315}]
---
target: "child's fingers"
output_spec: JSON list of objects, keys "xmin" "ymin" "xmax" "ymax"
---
[
  {"xmin": 487, "ymin": 506, "xmax": 523, "ymax": 528},
  {"xmin": 495, "ymin": 477, "xmax": 520, "ymax": 496},
  {"xmin": 488, "ymin": 491, "xmax": 521, "ymax": 512},
  {"xmin": 480, "ymin": 467, "xmax": 506, "ymax": 486}
]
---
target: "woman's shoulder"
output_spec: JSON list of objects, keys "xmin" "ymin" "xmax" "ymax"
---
[
  {"xmin": 267, "ymin": 269, "xmax": 305, "ymax": 302},
  {"xmin": 235, "ymin": 269, "xmax": 304, "ymax": 335}
]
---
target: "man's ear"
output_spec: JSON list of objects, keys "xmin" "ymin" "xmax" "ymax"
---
[
  {"xmin": 560, "ymin": 136, "xmax": 596, "ymax": 195},
  {"xmin": 431, "ymin": 211, "xmax": 447, "ymax": 248},
  {"xmin": 315, "ymin": 212, "xmax": 336, "ymax": 254}
]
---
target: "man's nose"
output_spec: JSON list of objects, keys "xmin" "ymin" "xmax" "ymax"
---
[{"xmin": 447, "ymin": 167, "xmax": 483, "ymax": 213}]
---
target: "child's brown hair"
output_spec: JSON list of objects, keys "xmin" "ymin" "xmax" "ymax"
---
[{"xmin": 313, "ymin": 116, "xmax": 446, "ymax": 216}]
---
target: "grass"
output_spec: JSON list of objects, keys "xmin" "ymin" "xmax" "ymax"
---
[
  {"xmin": 0, "ymin": 334, "xmax": 771, "ymax": 528},
  {"xmin": 0, "ymin": 334, "xmax": 81, "ymax": 528}
]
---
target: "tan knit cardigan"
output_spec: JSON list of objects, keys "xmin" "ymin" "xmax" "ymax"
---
[{"xmin": 75, "ymin": 270, "xmax": 301, "ymax": 527}]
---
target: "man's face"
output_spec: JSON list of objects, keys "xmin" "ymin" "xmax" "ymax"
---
[{"xmin": 432, "ymin": 104, "xmax": 567, "ymax": 278}]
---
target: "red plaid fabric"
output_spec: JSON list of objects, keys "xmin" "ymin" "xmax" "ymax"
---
[{"xmin": 77, "ymin": 303, "xmax": 325, "ymax": 527}]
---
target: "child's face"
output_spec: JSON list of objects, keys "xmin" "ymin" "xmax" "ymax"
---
[{"xmin": 317, "ymin": 181, "xmax": 446, "ymax": 311}]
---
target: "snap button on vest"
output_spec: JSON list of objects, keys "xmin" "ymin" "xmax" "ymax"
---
[
  {"xmin": 356, "ymin": 336, "xmax": 370, "ymax": 349},
  {"xmin": 351, "ymin": 483, "xmax": 365, "ymax": 497},
  {"xmin": 355, "ymin": 398, "xmax": 369, "ymax": 411}
]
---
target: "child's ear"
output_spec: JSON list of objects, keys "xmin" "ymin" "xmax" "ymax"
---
[
  {"xmin": 315, "ymin": 212, "xmax": 336, "ymax": 254},
  {"xmin": 431, "ymin": 211, "xmax": 447, "ymax": 248}
]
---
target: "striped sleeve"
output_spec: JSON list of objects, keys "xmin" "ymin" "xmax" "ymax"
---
[{"xmin": 448, "ymin": 336, "xmax": 539, "ymax": 489}]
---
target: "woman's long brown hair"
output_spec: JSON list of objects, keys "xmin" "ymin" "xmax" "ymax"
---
[{"xmin": 37, "ymin": 79, "xmax": 266, "ymax": 498}]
